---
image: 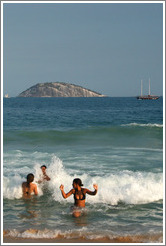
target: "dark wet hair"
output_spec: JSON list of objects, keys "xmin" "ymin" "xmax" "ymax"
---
[
  {"xmin": 26, "ymin": 173, "xmax": 34, "ymax": 187},
  {"xmin": 73, "ymin": 178, "xmax": 83, "ymax": 187},
  {"xmin": 41, "ymin": 165, "xmax": 47, "ymax": 169}
]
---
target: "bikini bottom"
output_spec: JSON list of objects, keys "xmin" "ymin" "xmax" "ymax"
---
[{"xmin": 70, "ymin": 206, "xmax": 87, "ymax": 217}]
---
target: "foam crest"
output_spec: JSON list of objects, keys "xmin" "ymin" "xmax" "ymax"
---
[
  {"xmin": 122, "ymin": 123, "xmax": 163, "ymax": 128},
  {"xmin": 92, "ymin": 171, "xmax": 163, "ymax": 205},
  {"xmin": 3, "ymin": 175, "xmax": 23, "ymax": 199}
]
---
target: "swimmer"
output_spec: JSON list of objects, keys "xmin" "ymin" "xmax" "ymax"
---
[
  {"xmin": 60, "ymin": 178, "xmax": 98, "ymax": 217},
  {"xmin": 22, "ymin": 173, "xmax": 38, "ymax": 198},
  {"xmin": 38, "ymin": 165, "xmax": 51, "ymax": 184}
]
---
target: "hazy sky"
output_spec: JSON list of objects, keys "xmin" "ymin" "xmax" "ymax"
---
[{"xmin": 3, "ymin": 1, "xmax": 163, "ymax": 97}]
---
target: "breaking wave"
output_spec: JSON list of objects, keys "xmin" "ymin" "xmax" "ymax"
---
[
  {"xmin": 3, "ymin": 155, "xmax": 163, "ymax": 205},
  {"xmin": 3, "ymin": 228, "xmax": 163, "ymax": 243},
  {"xmin": 121, "ymin": 123, "xmax": 163, "ymax": 128}
]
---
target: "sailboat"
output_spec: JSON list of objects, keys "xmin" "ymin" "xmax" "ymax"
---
[{"xmin": 136, "ymin": 79, "xmax": 159, "ymax": 100}]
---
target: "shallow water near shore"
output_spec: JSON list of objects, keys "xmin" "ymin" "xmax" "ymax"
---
[{"xmin": 3, "ymin": 97, "xmax": 163, "ymax": 243}]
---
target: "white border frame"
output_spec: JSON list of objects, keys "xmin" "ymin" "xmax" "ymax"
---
[{"xmin": 1, "ymin": 1, "xmax": 165, "ymax": 245}]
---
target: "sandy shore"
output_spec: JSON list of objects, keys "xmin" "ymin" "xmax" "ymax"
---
[
  {"xmin": 3, "ymin": 233, "xmax": 163, "ymax": 244},
  {"xmin": 3, "ymin": 236, "xmax": 121, "ymax": 244}
]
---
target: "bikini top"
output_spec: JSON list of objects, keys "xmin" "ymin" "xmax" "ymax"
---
[
  {"xmin": 24, "ymin": 184, "xmax": 31, "ymax": 195},
  {"xmin": 74, "ymin": 189, "xmax": 86, "ymax": 201}
]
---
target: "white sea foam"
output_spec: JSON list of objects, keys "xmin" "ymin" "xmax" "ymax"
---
[
  {"xmin": 3, "ymin": 155, "xmax": 163, "ymax": 205},
  {"xmin": 121, "ymin": 123, "xmax": 163, "ymax": 128},
  {"xmin": 4, "ymin": 228, "xmax": 163, "ymax": 243}
]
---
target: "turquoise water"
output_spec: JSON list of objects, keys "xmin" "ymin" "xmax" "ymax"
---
[{"xmin": 3, "ymin": 97, "xmax": 163, "ymax": 242}]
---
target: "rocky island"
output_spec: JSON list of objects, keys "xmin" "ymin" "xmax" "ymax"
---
[{"xmin": 18, "ymin": 82, "xmax": 106, "ymax": 97}]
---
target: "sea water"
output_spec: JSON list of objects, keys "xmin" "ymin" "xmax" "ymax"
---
[{"xmin": 3, "ymin": 97, "xmax": 163, "ymax": 242}]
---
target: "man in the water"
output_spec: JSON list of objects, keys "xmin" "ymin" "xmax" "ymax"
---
[{"xmin": 38, "ymin": 165, "xmax": 51, "ymax": 183}]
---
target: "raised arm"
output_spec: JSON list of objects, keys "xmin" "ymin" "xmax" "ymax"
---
[
  {"xmin": 60, "ymin": 184, "xmax": 74, "ymax": 199},
  {"xmin": 85, "ymin": 184, "xmax": 98, "ymax": 196}
]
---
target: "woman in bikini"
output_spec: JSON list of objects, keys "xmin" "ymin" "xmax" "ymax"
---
[
  {"xmin": 60, "ymin": 178, "xmax": 98, "ymax": 217},
  {"xmin": 22, "ymin": 173, "xmax": 38, "ymax": 198}
]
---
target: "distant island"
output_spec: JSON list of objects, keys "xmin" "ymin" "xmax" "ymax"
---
[{"xmin": 17, "ymin": 82, "xmax": 106, "ymax": 97}]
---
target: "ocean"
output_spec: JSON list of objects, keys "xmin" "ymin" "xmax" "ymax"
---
[{"xmin": 3, "ymin": 97, "xmax": 163, "ymax": 243}]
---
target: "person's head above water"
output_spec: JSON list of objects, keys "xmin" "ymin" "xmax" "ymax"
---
[
  {"xmin": 73, "ymin": 178, "xmax": 84, "ymax": 188},
  {"xmin": 41, "ymin": 165, "xmax": 47, "ymax": 168},
  {"xmin": 41, "ymin": 165, "xmax": 47, "ymax": 174},
  {"xmin": 27, "ymin": 173, "xmax": 34, "ymax": 186}
]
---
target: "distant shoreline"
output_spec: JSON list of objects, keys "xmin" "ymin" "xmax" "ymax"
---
[{"xmin": 3, "ymin": 96, "xmax": 163, "ymax": 98}]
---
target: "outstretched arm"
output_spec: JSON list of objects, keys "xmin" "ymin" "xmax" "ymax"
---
[
  {"xmin": 85, "ymin": 184, "xmax": 98, "ymax": 196},
  {"xmin": 60, "ymin": 184, "xmax": 74, "ymax": 199}
]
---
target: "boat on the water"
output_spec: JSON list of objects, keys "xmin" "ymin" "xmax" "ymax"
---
[
  {"xmin": 136, "ymin": 79, "xmax": 159, "ymax": 100},
  {"xmin": 137, "ymin": 95, "xmax": 159, "ymax": 100}
]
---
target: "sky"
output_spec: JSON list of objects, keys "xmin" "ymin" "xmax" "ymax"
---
[{"xmin": 3, "ymin": 1, "xmax": 164, "ymax": 97}]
